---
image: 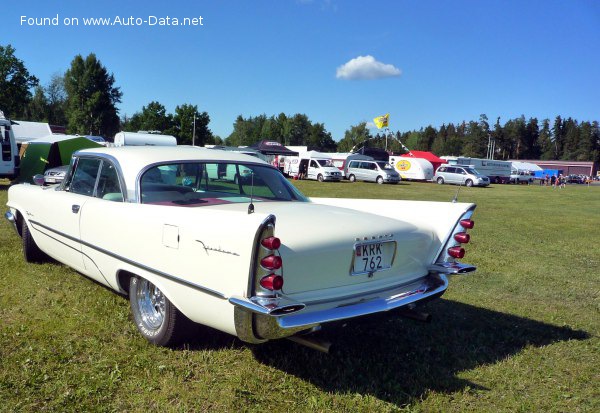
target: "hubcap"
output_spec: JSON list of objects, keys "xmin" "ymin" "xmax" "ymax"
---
[{"xmin": 136, "ymin": 279, "xmax": 165, "ymax": 330}]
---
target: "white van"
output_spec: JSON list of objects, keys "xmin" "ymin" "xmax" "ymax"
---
[
  {"xmin": 304, "ymin": 158, "xmax": 342, "ymax": 182},
  {"xmin": 388, "ymin": 156, "xmax": 434, "ymax": 181},
  {"xmin": 285, "ymin": 152, "xmax": 342, "ymax": 182},
  {"xmin": 0, "ymin": 111, "xmax": 20, "ymax": 180}
]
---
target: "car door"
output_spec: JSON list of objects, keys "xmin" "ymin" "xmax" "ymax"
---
[
  {"xmin": 444, "ymin": 167, "xmax": 456, "ymax": 184},
  {"xmin": 32, "ymin": 157, "xmax": 102, "ymax": 273},
  {"xmin": 456, "ymin": 167, "xmax": 468, "ymax": 185},
  {"xmin": 308, "ymin": 160, "xmax": 319, "ymax": 180}
]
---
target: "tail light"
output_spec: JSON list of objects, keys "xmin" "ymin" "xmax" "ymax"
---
[
  {"xmin": 253, "ymin": 216, "xmax": 284, "ymax": 294},
  {"xmin": 260, "ymin": 274, "xmax": 284, "ymax": 290},
  {"xmin": 261, "ymin": 236, "xmax": 281, "ymax": 250},
  {"xmin": 434, "ymin": 209, "xmax": 476, "ymax": 265},
  {"xmin": 261, "ymin": 255, "xmax": 282, "ymax": 270},
  {"xmin": 448, "ymin": 246, "xmax": 465, "ymax": 259},
  {"xmin": 460, "ymin": 219, "xmax": 474, "ymax": 229},
  {"xmin": 454, "ymin": 232, "xmax": 470, "ymax": 243}
]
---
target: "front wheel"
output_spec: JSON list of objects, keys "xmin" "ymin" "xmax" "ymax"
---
[
  {"xmin": 22, "ymin": 219, "xmax": 47, "ymax": 263},
  {"xmin": 129, "ymin": 276, "xmax": 186, "ymax": 347},
  {"xmin": 317, "ymin": 174, "xmax": 324, "ymax": 182},
  {"xmin": 465, "ymin": 179, "xmax": 473, "ymax": 187},
  {"xmin": 376, "ymin": 176, "xmax": 384, "ymax": 184},
  {"xmin": 436, "ymin": 177, "xmax": 444, "ymax": 184},
  {"xmin": 348, "ymin": 174, "xmax": 356, "ymax": 182}
]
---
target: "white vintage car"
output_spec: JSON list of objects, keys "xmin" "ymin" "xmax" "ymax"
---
[{"xmin": 5, "ymin": 146, "xmax": 477, "ymax": 350}]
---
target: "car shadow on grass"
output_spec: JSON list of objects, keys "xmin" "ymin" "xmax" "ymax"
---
[{"xmin": 250, "ymin": 299, "xmax": 589, "ymax": 406}]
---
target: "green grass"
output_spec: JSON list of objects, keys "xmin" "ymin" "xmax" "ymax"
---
[{"xmin": 1, "ymin": 179, "xmax": 598, "ymax": 412}]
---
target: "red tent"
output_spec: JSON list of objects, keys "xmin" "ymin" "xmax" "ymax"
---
[{"xmin": 400, "ymin": 150, "xmax": 446, "ymax": 172}]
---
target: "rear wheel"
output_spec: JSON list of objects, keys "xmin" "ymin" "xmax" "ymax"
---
[
  {"xmin": 436, "ymin": 177, "xmax": 444, "ymax": 184},
  {"xmin": 22, "ymin": 219, "xmax": 47, "ymax": 263},
  {"xmin": 317, "ymin": 174, "xmax": 324, "ymax": 182},
  {"xmin": 465, "ymin": 179, "xmax": 473, "ymax": 187},
  {"xmin": 348, "ymin": 174, "xmax": 356, "ymax": 182},
  {"xmin": 129, "ymin": 276, "xmax": 186, "ymax": 347},
  {"xmin": 376, "ymin": 176, "xmax": 384, "ymax": 184}
]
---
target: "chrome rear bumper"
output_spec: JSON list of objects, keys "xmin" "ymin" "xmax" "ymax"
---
[{"xmin": 232, "ymin": 272, "xmax": 451, "ymax": 343}]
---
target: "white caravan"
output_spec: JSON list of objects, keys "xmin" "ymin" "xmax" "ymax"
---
[
  {"xmin": 388, "ymin": 156, "xmax": 434, "ymax": 181},
  {"xmin": 114, "ymin": 132, "xmax": 177, "ymax": 147}
]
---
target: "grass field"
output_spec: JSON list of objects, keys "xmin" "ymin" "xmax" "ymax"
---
[{"xmin": 1, "ymin": 179, "xmax": 598, "ymax": 412}]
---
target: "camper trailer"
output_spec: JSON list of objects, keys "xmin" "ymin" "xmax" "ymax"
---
[
  {"xmin": 0, "ymin": 111, "xmax": 20, "ymax": 180},
  {"xmin": 388, "ymin": 156, "xmax": 434, "ymax": 181},
  {"xmin": 114, "ymin": 132, "xmax": 177, "ymax": 147}
]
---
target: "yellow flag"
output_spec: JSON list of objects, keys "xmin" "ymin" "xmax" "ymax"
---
[{"xmin": 373, "ymin": 113, "xmax": 389, "ymax": 129}]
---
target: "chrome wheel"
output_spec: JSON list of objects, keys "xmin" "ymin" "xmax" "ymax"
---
[{"xmin": 135, "ymin": 279, "xmax": 166, "ymax": 331}]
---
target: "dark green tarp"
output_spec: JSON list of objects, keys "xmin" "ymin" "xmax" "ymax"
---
[{"xmin": 17, "ymin": 137, "xmax": 101, "ymax": 183}]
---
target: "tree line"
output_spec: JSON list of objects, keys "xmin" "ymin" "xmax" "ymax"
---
[
  {"xmin": 353, "ymin": 114, "xmax": 600, "ymax": 162},
  {"xmin": 1, "ymin": 44, "xmax": 598, "ymax": 163}
]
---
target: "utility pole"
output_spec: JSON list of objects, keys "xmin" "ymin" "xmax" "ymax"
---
[{"xmin": 192, "ymin": 114, "xmax": 196, "ymax": 146}]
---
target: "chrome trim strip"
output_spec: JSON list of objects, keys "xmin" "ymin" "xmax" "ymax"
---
[{"xmin": 28, "ymin": 219, "xmax": 227, "ymax": 300}]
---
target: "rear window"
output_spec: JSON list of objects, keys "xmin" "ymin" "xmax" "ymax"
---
[{"xmin": 140, "ymin": 162, "xmax": 308, "ymax": 206}]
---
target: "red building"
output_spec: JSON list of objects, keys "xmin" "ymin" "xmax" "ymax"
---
[{"xmin": 514, "ymin": 160, "xmax": 597, "ymax": 176}]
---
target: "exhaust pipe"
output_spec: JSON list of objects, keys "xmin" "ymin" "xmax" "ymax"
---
[
  {"xmin": 398, "ymin": 307, "xmax": 432, "ymax": 323},
  {"xmin": 288, "ymin": 335, "xmax": 332, "ymax": 353}
]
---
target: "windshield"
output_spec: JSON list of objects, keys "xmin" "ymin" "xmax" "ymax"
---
[
  {"xmin": 464, "ymin": 167, "xmax": 479, "ymax": 175},
  {"xmin": 316, "ymin": 159, "xmax": 333, "ymax": 167},
  {"xmin": 376, "ymin": 161, "xmax": 393, "ymax": 170},
  {"xmin": 140, "ymin": 162, "xmax": 308, "ymax": 206}
]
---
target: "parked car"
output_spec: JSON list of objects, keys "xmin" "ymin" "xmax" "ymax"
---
[
  {"xmin": 5, "ymin": 146, "xmax": 477, "ymax": 349},
  {"xmin": 434, "ymin": 165, "xmax": 490, "ymax": 187},
  {"xmin": 345, "ymin": 160, "xmax": 401, "ymax": 184},
  {"xmin": 566, "ymin": 175, "xmax": 585, "ymax": 184},
  {"xmin": 43, "ymin": 165, "xmax": 69, "ymax": 185},
  {"xmin": 306, "ymin": 158, "xmax": 342, "ymax": 182}
]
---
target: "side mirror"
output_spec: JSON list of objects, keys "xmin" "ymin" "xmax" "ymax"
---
[{"xmin": 33, "ymin": 174, "xmax": 45, "ymax": 186}]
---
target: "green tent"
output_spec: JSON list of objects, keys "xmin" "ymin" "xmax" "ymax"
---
[{"xmin": 18, "ymin": 136, "xmax": 101, "ymax": 183}]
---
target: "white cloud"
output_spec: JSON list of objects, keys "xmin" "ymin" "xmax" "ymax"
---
[{"xmin": 336, "ymin": 55, "xmax": 401, "ymax": 80}]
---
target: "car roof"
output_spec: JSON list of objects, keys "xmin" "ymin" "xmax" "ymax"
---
[
  {"xmin": 77, "ymin": 145, "xmax": 268, "ymax": 167},
  {"xmin": 75, "ymin": 146, "xmax": 270, "ymax": 200}
]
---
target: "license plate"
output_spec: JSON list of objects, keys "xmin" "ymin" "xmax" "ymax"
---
[{"xmin": 352, "ymin": 241, "xmax": 395, "ymax": 275}]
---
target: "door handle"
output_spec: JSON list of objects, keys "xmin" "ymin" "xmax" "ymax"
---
[{"xmin": 72, "ymin": 205, "xmax": 80, "ymax": 213}]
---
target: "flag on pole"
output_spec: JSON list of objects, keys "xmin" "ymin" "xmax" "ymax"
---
[{"xmin": 373, "ymin": 113, "xmax": 389, "ymax": 129}]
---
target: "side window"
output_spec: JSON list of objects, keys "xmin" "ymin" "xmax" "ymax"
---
[
  {"xmin": 438, "ymin": 167, "xmax": 446, "ymax": 173},
  {"xmin": 458, "ymin": 168, "xmax": 466, "ymax": 175},
  {"xmin": 96, "ymin": 162, "xmax": 124, "ymax": 202},
  {"xmin": 70, "ymin": 158, "xmax": 101, "ymax": 196},
  {"xmin": 446, "ymin": 167, "xmax": 456, "ymax": 173},
  {"xmin": 310, "ymin": 160, "xmax": 319, "ymax": 168}
]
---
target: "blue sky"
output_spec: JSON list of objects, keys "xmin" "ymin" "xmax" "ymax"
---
[{"xmin": 4, "ymin": 0, "xmax": 600, "ymax": 140}]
